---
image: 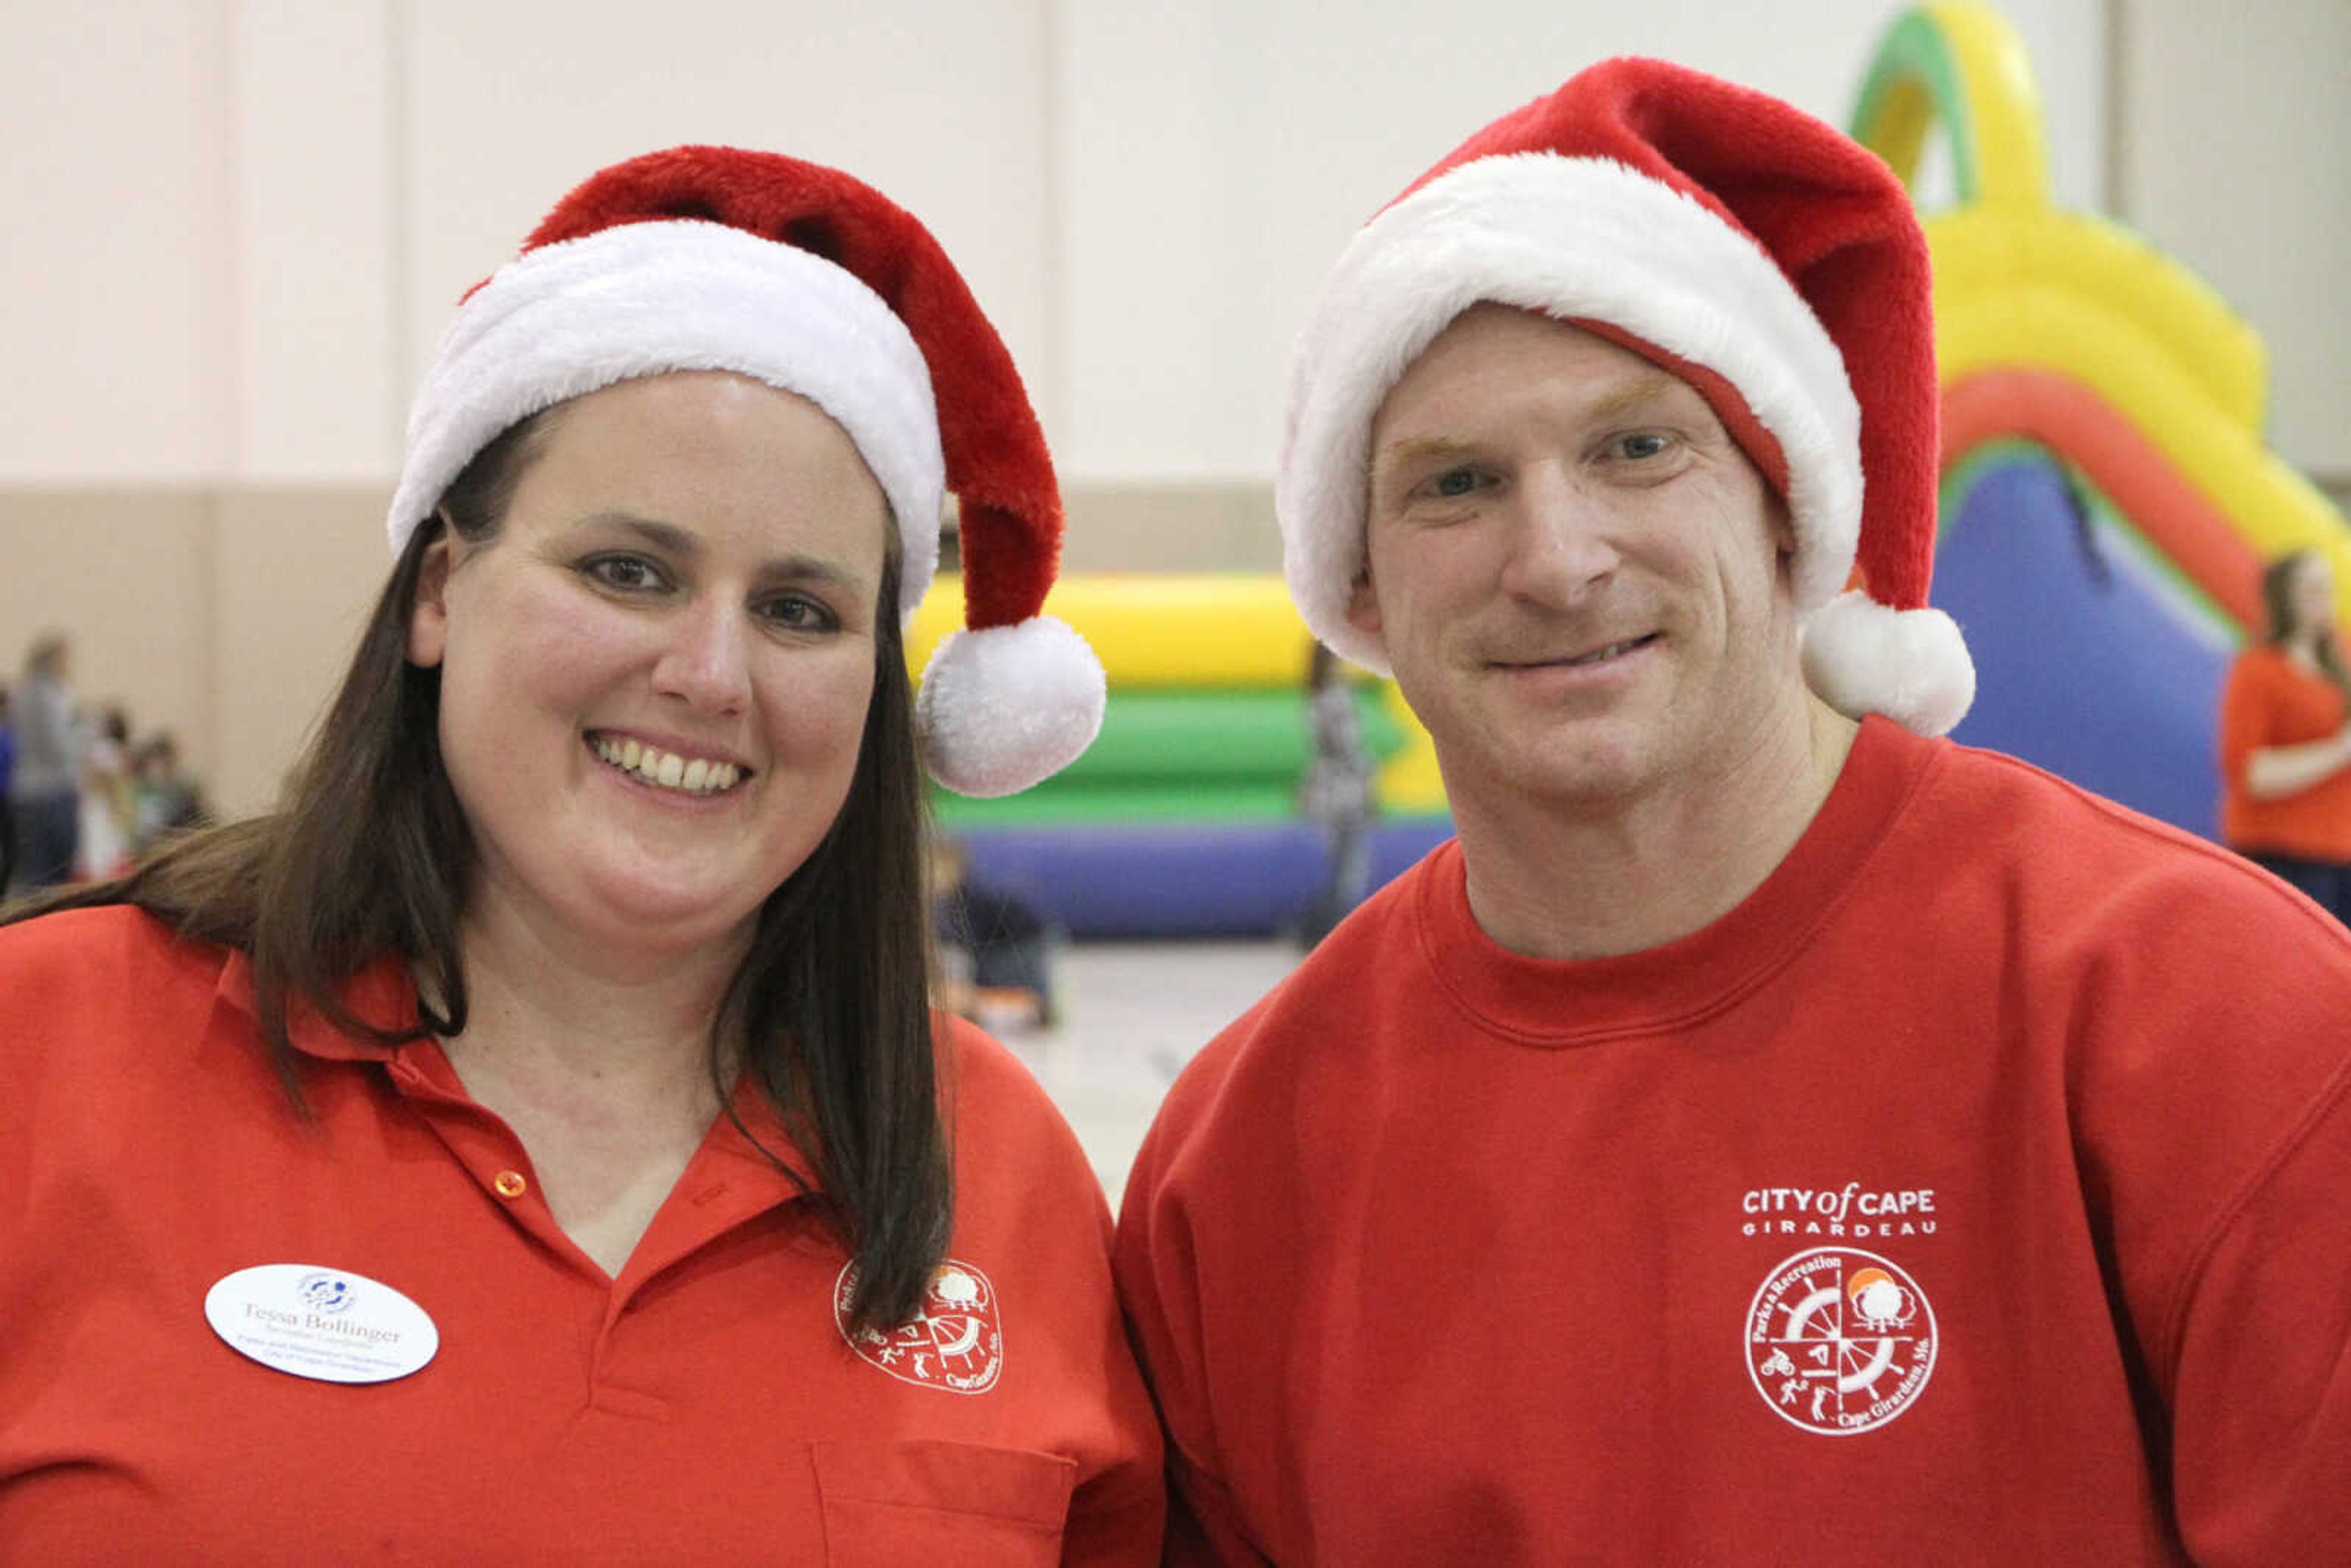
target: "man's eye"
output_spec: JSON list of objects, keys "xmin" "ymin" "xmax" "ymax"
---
[
  {"xmin": 1616, "ymin": 432, "xmax": 1671, "ymax": 460},
  {"xmin": 583, "ymin": 554, "xmax": 666, "ymax": 591},
  {"xmin": 1430, "ymin": 467, "xmax": 1483, "ymax": 498}
]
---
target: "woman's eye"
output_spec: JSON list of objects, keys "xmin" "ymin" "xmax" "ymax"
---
[
  {"xmin": 583, "ymin": 554, "xmax": 666, "ymax": 591},
  {"xmin": 1614, "ymin": 432, "xmax": 1672, "ymax": 460},
  {"xmin": 1428, "ymin": 467, "xmax": 1485, "ymax": 499},
  {"xmin": 760, "ymin": 594, "xmax": 839, "ymax": 632}
]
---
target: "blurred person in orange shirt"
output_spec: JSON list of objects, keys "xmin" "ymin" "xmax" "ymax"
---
[{"xmin": 2218, "ymin": 548, "xmax": 2351, "ymax": 921}]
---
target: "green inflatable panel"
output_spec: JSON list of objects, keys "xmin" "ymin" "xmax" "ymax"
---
[
  {"xmin": 934, "ymin": 782, "xmax": 1302, "ymax": 828},
  {"xmin": 1051, "ymin": 687, "xmax": 1403, "ymax": 786}
]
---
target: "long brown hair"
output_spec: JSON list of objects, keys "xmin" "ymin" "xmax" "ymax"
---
[
  {"xmin": 4, "ymin": 409, "xmax": 951, "ymax": 1331},
  {"xmin": 2260, "ymin": 549, "xmax": 2351, "ymax": 705}
]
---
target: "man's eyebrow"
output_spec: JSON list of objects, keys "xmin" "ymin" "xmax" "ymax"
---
[
  {"xmin": 1373, "ymin": 373, "xmax": 1693, "ymax": 473},
  {"xmin": 1581, "ymin": 370, "xmax": 1684, "ymax": 421},
  {"xmin": 1374, "ymin": 436, "xmax": 1479, "ymax": 471}
]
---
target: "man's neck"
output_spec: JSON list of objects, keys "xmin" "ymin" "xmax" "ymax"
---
[{"xmin": 1453, "ymin": 699, "xmax": 1859, "ymax": 962}]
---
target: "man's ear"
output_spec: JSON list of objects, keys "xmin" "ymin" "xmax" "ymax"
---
[
  {"xmin": 1769, "ymin": 492, "xmax": 1799, "ymax": 559},
  {"xmin": 1344, "ymin": 563, "xmax": 1383, "ymax": 641},
  {"xmin": 405, "ymin": 517, "xmax": 457, "ymax": 669}
]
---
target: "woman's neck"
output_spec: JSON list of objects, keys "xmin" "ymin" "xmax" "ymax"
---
[
  {"xmin": 427, "ymin": 904, "xmax": 752, "ymax": 1279},
  {"xmin": 433, "ymin": 895, "xmax": 747, "ymax": 1108}
]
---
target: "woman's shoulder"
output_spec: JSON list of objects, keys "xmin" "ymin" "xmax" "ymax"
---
[
  {"xmin": 931, "ymin": 1014, "xmax": 1123, "ymax": 1310},
  {"xmin": 2228, "ymin": 643, "xmax": 2298, "ymax": 685},
  {"xmin": 935, "ymin": 1013, "xmax": 1106, "ymax": 1195},
  {"xmin": 938, "ymin": 1013, "xmax": 1070, "ymax": 1128},
  {"xmin": 0, "ymin": 904, "xmax": 232, "ymax": 1022}
]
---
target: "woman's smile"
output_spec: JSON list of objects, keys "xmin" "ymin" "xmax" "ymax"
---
[{"xmin": 585, "ymin": 730, "xmax": 748, "ymax": 797}]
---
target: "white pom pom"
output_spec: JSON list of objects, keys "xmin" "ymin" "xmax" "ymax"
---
[
  {"xmin": 1800, "ymin": 590, "xmax": 1976, "ymax": 737},
  {"xmin": 917, "ymin": 616, "xmax": 1108, "ymax": 797}
]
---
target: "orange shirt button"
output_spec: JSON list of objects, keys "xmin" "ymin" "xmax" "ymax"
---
[{"xmin": 492, "ymin": 1170, "xmax": 528, "ymax": 1199}]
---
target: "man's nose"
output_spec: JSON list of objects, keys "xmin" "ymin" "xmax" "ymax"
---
[{"xmin": 1499, "ymin": 467, "xmax": 1622, "ymax": 604}]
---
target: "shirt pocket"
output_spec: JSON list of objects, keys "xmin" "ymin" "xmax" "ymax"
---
[{"xmin": 812, "ymin": 1438, "xmax": 1078, "ymax": 1568}]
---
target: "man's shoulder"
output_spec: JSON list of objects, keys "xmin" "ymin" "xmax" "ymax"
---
[
  {"xmin": 1905, "ymin": 737, "xmax": 2351, "ymax": 968},
  {"xmin": 1922, "ymin": 738, "xmax": 2274, "ymax": 880}
]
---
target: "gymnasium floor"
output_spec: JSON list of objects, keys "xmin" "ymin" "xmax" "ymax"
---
[{"xmin": 981, "ymin": 939, "xmax": 1303, "ymax": 1207}]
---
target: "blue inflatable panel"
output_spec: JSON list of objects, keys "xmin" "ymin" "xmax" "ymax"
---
[
  {"xmin": 1937, "ymin": 457, "xmax": 2232, "ymax": 838},
  {"xmin": 956, "ymin": 817, "xmax": 1456, "ymax": 939}
]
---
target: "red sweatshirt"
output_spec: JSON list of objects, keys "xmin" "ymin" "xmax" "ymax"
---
[
  {"xmin": 1118, "ymin": 717, "xmax": 2351, "ymax": 1565},
  {"xmin": 0, "ymin": 906, "xmax": 1162, "ymax": 1565}
]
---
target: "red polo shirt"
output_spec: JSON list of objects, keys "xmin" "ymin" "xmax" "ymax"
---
[{"xmin": 0, "ymin": 906, "xmax": 1161, "ymax": 1564}]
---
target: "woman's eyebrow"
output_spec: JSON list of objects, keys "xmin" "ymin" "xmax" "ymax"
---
[
  {"xmin": 571, "ymin": 513, "xmax": 866, "ymax": 590},
  {"xmin": 759, "ymin": 553, "xmax": 867, "ymax": 591},
  {"xmin": 572, "ymin": 512, "xmax": 699, "ymax": 558}
]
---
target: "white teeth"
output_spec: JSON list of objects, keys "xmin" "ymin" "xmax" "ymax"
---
[
  {"xmin": 1564, "ymin": 638, "xmax": 1643, "ymax": 667},
  {"xmin": 589, "ymin": 735, "xmax": 743, "ymax": 795}
]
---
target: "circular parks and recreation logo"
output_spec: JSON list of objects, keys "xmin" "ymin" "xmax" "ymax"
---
[
  {"xmin": 836, "ymin": 1259, "xmax": 1003, "ymax": 1395},
  {"xmin": 1745, "ymin": 1248, "xmax": 1935, "ymax": 1436}
]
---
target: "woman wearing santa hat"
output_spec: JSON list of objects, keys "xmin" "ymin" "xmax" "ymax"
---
[{"xmin": 0, "ymin": 147, "xmax": 1157, "ymax": 1562}]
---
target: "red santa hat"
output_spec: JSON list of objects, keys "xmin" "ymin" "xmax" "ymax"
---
[
  {"xmin": 386, "ymin": 144, "xmax": 1103, "ymax": 797},
  {"xmin": 1280, "ymin": 58, "xmax": 1974, "ymax": 736}
]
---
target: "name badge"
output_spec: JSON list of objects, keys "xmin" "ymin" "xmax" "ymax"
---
[{"xmin": 204, "ymin": 1263, "xmax": 439, "ymax": 1384}]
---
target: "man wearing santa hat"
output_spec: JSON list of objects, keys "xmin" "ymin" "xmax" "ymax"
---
[{"xmin": 1116, "ymin": 58, "xmax": 2351, "ymax": 1565}]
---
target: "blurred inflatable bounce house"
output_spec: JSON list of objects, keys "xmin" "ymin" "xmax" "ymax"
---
[
  {"xmin": 909, "ymin": 577, "xmax": 1452, "ymax": 937},
  {"xmin": 1861, "ymin": 1, "xmax": 2350, "ymax": 835},
  {"xmin": 912, "ymin": 1, "xmax": 2351, "ymax": 939}
]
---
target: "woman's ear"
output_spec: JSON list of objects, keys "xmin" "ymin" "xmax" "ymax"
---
[{"xmin": 405, "ymin": 516, "xmax": 457, "ymax": 669}]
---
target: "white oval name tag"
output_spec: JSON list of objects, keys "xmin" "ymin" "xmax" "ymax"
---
[{"xmin": 204, "ymin": 1264, "xmax": 438, "ymax": 1384}]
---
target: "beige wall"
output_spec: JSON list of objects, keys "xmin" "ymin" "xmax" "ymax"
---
[
  {"xmin": 2114, "ymin": 0, "xmax": 2351, "ymax": 477},
  {"xmin": 0, "ymin": 492, "xmax": 217, "ymax": 770},
  {"xmin": 0, "ymin": 489, "xmax": 385, "ymax": 817},
  {"xmin": 7, "ymin": 0, "xmax": 2344, "ymax": 823}
]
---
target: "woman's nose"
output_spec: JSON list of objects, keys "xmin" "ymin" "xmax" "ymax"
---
[{"xmin": 651, "ymin": 599, "xmax": 753, "ymax": 715}]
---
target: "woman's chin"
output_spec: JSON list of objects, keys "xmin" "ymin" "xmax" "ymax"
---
[{"xmin": 550, "ymin": 862, "xmax": 771, "ymax": 956}]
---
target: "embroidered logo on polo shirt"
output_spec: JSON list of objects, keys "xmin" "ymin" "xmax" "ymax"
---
[
  {"xmin": 1745, "ymin": 1248, "xmax": 1935, "ymax": 1435},
  {"xmin": 835, "ymin": 1259, "xmax": 1003, "ymax": 1394}
]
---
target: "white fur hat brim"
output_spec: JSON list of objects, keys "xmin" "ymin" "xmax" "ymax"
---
[
  {"xmin": 1278, "ymin": 152, "xmax": 1863, "ymax": 678},
  {"xmin": 387, "ymin": 219, "xmax": 945, "ymax": 622}
]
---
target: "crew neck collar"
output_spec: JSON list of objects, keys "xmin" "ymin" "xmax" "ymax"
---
[{"xmin": 1414, "ymin": 715, "xmax": 1940, "ymax": 1046}]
